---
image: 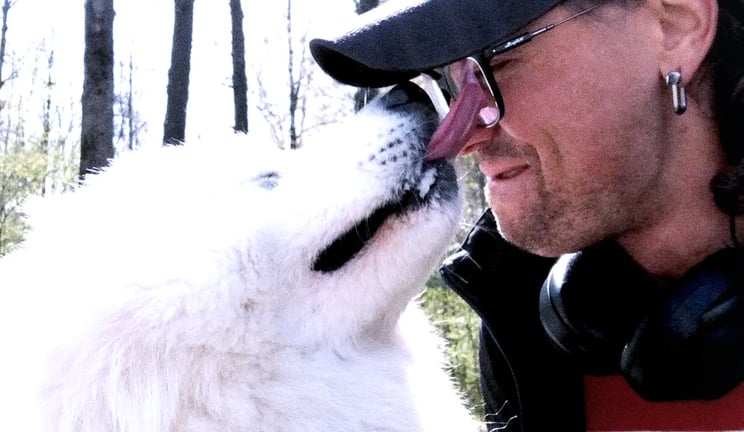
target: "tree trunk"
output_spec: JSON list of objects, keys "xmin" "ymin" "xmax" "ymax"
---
[
  {"xmin": 286, "ymin": 0, "xmax": 299, "ymax": 149},
  {"xmin": 42, "ymin": 48, "xmax": 54, "ymax": 195},
  {"xmin": 353, "ymin": 0, "xmax": 379, "ymax": 111},
  {"xmin": 163, "ymin": 0, "xmax": 195, "ymax": 145},
  {"xmin": 0, "ymin": 0, "xmax": 12, "ymax": 90},
  {"xmin": 80, "ymin": 0, "xmax": 115, "ymax": 179},
  {"xmin": 127, "ymin": 54, "xmax": 136, "ymax": 150},
  {"xmin": 354, "ymin": 0, "xmax": 378, "ymax": 14},
  {"xmin": 230, "ymin": 0, "xmax": 248, "ymax": 134}
]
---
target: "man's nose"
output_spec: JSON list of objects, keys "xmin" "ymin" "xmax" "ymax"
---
[{"xmin": 459, "ymin": 125, "xmax": 499, "ymax": 157}]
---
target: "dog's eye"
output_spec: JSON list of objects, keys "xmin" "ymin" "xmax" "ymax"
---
[{"xmin": 252, "ymin": 171, "xmax": 280, "ymax": 190}]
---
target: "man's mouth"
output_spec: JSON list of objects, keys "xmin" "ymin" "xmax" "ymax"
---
[{"xmin": 494, "ymin": 165, "xmax": 529, "ymax": 181}]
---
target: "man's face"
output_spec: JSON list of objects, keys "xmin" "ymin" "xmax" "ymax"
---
[{"xmin": 460, "ymin": 4, "xmax": 672, "ymax": 256}]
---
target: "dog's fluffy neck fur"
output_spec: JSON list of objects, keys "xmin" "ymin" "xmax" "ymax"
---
[{"xmin": 0, "ymin": 95, "xmax": 478, "ymax": 431}]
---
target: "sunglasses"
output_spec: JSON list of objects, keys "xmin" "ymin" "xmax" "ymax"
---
[{"xmin": 441, "ymin": 6, "xmax": 600, "ymax": 128}]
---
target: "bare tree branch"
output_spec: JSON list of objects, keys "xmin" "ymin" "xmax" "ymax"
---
[{"xmin": 0, "ymin": 0, "xmax": 16, "ymax": 91}]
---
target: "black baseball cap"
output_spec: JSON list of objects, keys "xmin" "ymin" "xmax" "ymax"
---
[{"xmin": 309, "ymin": 0, "xmax": 564, "ymax": 88}]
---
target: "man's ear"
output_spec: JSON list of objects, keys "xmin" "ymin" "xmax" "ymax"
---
[{"xmin": 653, "ymin": 0, "xmax": 718, "ymax": 83}]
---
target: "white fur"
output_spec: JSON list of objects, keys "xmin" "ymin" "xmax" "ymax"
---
[{"xmin": 0, "ymin": 96, "xmax": 479, "ymax": 431}]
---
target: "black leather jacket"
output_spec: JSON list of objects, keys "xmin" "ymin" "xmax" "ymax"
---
[{"xmin": 439, "ymin": 210, "xmax": 587, "ymax": 431}]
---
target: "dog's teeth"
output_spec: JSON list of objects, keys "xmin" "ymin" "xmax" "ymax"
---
[{"xmin": 417, "ymin": 168, "xmax": 437, "ymax": 198}]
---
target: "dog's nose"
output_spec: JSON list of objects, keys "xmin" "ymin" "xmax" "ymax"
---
[{"xmin": 379, "ymin": 82, "xmax": 436, "ymax": 112}]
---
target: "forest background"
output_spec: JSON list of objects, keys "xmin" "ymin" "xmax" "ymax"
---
[{"xmin": 0, "ymin": 0, "xmax": 489, "ymax": 417}]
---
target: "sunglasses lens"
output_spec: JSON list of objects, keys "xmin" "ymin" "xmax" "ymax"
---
[{"xmin": 444, "ymin": 58, "xmax": 501, "ymax": 127}]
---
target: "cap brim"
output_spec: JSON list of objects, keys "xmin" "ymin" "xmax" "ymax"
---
[{"xmin": 310, "ymin": 0, "xmax": 563, "ymax": 88}]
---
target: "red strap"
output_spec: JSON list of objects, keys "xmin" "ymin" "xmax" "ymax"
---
[{"xmin": 585, "ymin": 375, "xmax": 744, "ymax": 431}]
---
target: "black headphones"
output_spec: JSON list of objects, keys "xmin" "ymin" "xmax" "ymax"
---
[{"xmin": 539, "ymin": 240, "xmax": 744, "ymax": 401}]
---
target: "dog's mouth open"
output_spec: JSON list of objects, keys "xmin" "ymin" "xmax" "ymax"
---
[
  {"xmin": 311, "ymin": 83, "xmax": 458, "ymax": 274},
  {"xmin": 312, "ymin": 191, "xmax": 417, "ymax": 273},
  {"xmin": 312, "ymin": 160, "xmax": 455, "ymax": 274}
]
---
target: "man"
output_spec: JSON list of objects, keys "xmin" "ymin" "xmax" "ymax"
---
[{"xmin": 310, "ymin": 0, "xmax": 744, "ymax": 430}]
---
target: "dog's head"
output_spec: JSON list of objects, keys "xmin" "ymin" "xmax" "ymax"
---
[
  {"xmin": 15, "ymin": 84, "xmax": 462, "ymax": 353},
  {"xmin": 265, "ymin": 84, "xmax": 463, "ymax": 348}
]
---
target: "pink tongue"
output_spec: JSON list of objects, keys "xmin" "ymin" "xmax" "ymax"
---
[{"xmin": 425, "ymin": 73, "xmax": 490, "ymax": 160}]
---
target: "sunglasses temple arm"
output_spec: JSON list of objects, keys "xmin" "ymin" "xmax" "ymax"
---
[
  {"xmin": 413, "ymin": 73, "xmax": 451, "ymax": 121},
  {"xmin": 490, "ymin": 6, "xmax": 600, "ymax": 56},
  {"xmin": 490, "ymin": 23, "xmax": 554, "ymax": 55}
]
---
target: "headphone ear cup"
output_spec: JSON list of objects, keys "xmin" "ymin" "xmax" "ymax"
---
[
  {"xmin": 621, "ymin": 248, "xmax": 744, "ymax": 401},
  {"xmin": 539, "ymin": 241, "xmax": 666, "ymax": 374}
]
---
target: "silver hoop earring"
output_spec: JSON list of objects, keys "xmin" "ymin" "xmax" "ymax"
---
[{"xmin": 665, "ymin": 71, "xmax": 687, "ymax": 115}]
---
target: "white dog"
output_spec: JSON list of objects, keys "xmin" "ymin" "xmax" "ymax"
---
[{"xmin": 0, "ymin": 84, "xmax": 478, "ymax": 431}]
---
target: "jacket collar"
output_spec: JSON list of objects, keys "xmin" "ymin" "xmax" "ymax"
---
[{"xmin": 439, "ymin": 209, "xmax": 556, "ymax": 319}]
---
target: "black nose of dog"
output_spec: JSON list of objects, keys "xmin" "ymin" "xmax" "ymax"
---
[{"xmin": 379, "ymin": 82, "xmax": 437, "ymax": 114}]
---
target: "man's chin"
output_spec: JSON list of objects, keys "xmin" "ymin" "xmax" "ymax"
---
[{"xmin": 493, "ymin": 216, "xmax": 570, "ymax": 258}]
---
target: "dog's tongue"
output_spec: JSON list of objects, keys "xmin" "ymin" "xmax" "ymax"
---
[{"xmin": 425, "ymin": 67, "xmax": 498, "ymax": 160}]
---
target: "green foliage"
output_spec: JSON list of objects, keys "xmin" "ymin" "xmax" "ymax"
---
[
  {"xmin": 418, "ymin": 158, "xmax": 489, "ymax": 420},
  {"xmin": 0, "ymin": 141, "xmax": 77, "ymax": 255},
  {"xmin": 421, "ymin": 274, "xmax": 485, "ymax": 420}
]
